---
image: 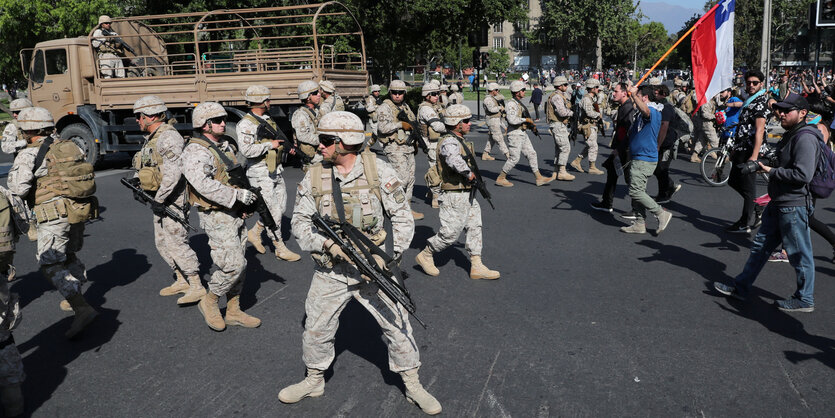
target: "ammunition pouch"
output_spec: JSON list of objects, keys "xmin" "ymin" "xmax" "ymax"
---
[
  {"xmin": 33, "ymin": 199, "xmax": 68, "ymax": 224},
  {"xmin": 425, "ymin": 165, "xmax": 442, "ymax": 188},
  {"xmin": 299, "ymin": 143, "xmax": 317, "ymax": 159},
  {"xmin": 137, "ymin": 166, "xmax": 162, "ymax": 192}
]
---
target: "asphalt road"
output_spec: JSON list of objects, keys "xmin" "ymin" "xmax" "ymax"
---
[{"xmin": 4, "ymin": 111, "xmax": 834, "ymax": 417}]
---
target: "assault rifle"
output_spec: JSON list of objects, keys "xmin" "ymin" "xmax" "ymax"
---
[
  {"xmin": 225, "ymin": 163, "xmax": 277, "ymax": 232},
  {"xmin": 396, "ymin": 110, "xmax": 429, "ymax": 154},
  {"xmin": 101, "ymin": 28, "xmax": 136, "ymax": 55},
  {"xmin": 517, "ymin": 99, "xmax": 542, "ymax": 140},
  {"xmin": 121, "ymin": 177, "xmax": 195, "ymax": 231},
  {"xmin": 312, "ymin": 213, "xmax": 426, "ymax": 328},
  {"xmin": 454, "ymin": 137, "xmax": 495, "ymax": 210},
  {"xmin": 249, "ymin": 113, "xmax": 298, "ymax": 165}
]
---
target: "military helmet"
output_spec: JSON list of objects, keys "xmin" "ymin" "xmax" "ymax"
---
[
  {"xmin": 16, "ymin": 107, "xmax": 54, "ymax": 130},
  {"xmin": 9, "ymin": 98, "xmax": 33, "ymax": 112},
  {"xmin": 245, "ymin": 85, "xmax": 271, "ymax": 103},
  {"xmin": 369, "ymin": 84, "xmax": 381, "ymax": 93},
  {"xmin": 320, "ymin": 80, "xmax": 336, "ymax": 94},
  {"xmin": 99, "ymin": 15, "xmax": 112, "ymax": 25},
  {"xmin": 318, "ymin": 111, "xmax": 365, "ymax": 146},
  {"xmin": 192, "ymin": 102, "xmax": 226, "ymax": 129},
  {"xmin": 297, "ymin": 80, "xmax": 320, "ymax": 101},
  {"xmin": 389, "ymin": 80, "xmax": 407, "ymax": 91},
  {"xmin": 421, "ymin": 82, "xmax": 439, "ymax": 96},
  {"xmin": 674, "ymin": 78, "xmax": 685, "ymax": 87},
  {"xmin": 510, "ymin": 80, "xmax": 526, "ymax": 93},
  {"xmin": 133, "ymin": 95, "xmax": 167, "ymax": 115},
  {"xmin": 648, "ymin": 77, "xmax": 662, "ymax": 86},
  {"xmin": 486, "ymin": 82, "xmax": 499, "ymax": 92},
  {"xmin": 440, "ymin": 84, "xmax": 449, "ymax": 92},
  {"xmin": 585, "ymin": 78, "xmax": 600, "ymax": 89},
  {"xmin": 450, "ymin": 84, "xmax": 459, "ymax": 92},
  {"xmin": 553, "ymin": 76, "xmax": 568, "ymax": 86},
  {"xmin": 443, "ymin": 104, "xmax": 472, "ymax": 126}
]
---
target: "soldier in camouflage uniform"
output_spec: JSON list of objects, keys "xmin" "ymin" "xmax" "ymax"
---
[
  {"xmin": 292, "ymin": 80, "xmax": 322, "ymax": 168},
  {"xmin": 415, "ymin": 105, "xmax": 500, "ymax": 280},
  {"xmin": 495, "ymin": 80, "xmax": 554, "ymax": 187},
  {"xmin": 280, "ymin": 111, "xmax": 441, "ymax": 415},
  {"xmin": 1, "ymin": 99, "xmax": 32, "ymax": 156},
  {"xmin": 448, "ymin": 84, "xmax": 464, "ymax": 106},
  {"xmin": 377, "ymin": 80, "xmax": 423, "ymax": 220},
  {"xmin": 545, "ymin": 76, "xmax": 575, "ymax": 181},
  {"xmin": 418, "ymin": 83, "xmax": 446, "ymax": 208},
  {"xmin": 132, "ymin": 96, "xmax": 205, "ymax": 305},
  {"xmin": 691, "ymin": 91, "xmax": 723, "ymax": 163},
  {"xmin": 481, "ymin": 83, "xmax": 509, "ymax": 161},
  {"xmin": 8, "ymin": 107, "xmax": 98, "ymax": 339},
  {"xmin": 439, "ymin": 85, "xmax": 450, "ymax": 108},
  {"xmin": 237, "ymin": 86, "xmax": 302, "ymax": 263},
  {"xmin": 570, "ymin": 78, "xmax": 604, "ymax": 175},
  {"xmin": 670, "ymin": 79, "xmax": 697, "ymax": 153},
  {"xmin": 91, "ymin": 15, "xmax": 125, "ymax": 78},
  {"xmin": 182, "ymin": 102, "xmax": 260, "ymax": 331},
  {"xmin": 0, "ymin": 191, "xmax": 24, "ymax": 417},
  {"xmin": 365, "ymin": 84, "xmax": 382, "ymax": 144},
  {"xmin": 318, "ymin": 80, "xmax": 344, "ymax": 118}
]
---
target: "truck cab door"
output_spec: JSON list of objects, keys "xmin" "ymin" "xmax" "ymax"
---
[{"xmin": 41, "ymin": 48, "xmax": 75, "ymax": 112}]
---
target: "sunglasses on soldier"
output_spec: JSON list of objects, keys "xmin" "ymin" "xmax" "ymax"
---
[
  {"xmin": 390, "ymin": 90, "xmax": 406, "ymax": 95},
  {"xmin": 319, "ymin": 134, "xmax": 340, "ymax": 147},
  {"xmin": 208, "ymin": 116, "xmax": 227, "ymax": 125},
  {"xmin": 428, "ymin": 92, "xmax": 439, "ymax": 96}
]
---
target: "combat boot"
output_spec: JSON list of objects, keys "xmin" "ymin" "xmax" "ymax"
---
[
  {"xmin": 481, "ymin": 152, "xmax": 495, "ymax": 161},
  {"xmin": 557, "ymin": 166, "xmax": 575, "ymax": 181},
  {"xmin": 65, "ymin": 294, "xmax": 98, "ymax": 339},
  {"xmin": 177, "ymin": 275, "xmax": 206, "ymax": 305},
  {"xmin": 247, "ymin": 221, "xmax": 267, "ymax": 254},
  {"xmin": 0, "ymin": 384, "xmax": 23, "ymax": 417},
  {"xmin": 570, "ymin": 156, "xmax": 585, "ymax": 173},
  {"xmin": 495, "ymin": 172, "xmax": 514, "ymax": 187},
  {"xmin": 588, "ymin": 162, "xmax": 604, "ymax": 175},
  {"xmin": 159, "ymin": 270, "xmax": 189, "ymax": 296},
  {"xmin": 690, "ymin": 152, "xmax": 701, "ymax": 163},
  {"xmin": 412, "ymin": 210, "xmax": 424, "ymax": 220},
  {"xmin": 224, "ymin": 295, "xmax": 261, "ymax": 328},
  {"xmin": 197, "ymin": 292, "xmax": 226, "ymax": 331},
  {"xmin": 469, "ymin": 256, "xmax": 500, "ymax": 280},
  {"xmin": 274, "ymin": 240, "xmax": 301, "ymax": 262},
  {"xmin": 278, "ymin": 368, "xmax": 325, "ymax": 403},
  {"xmin": 4, "ymin": 265, "xmax": 14, "ymax": 282},
  {"xmin": 400, "ymin": 368, "xmax": 442, "ymax": 415},
  {"xmin": 415, "ymin": 246, "xmax": 439, "ymax": 276},
  {"xmin": 431, "ymin": 193, "xmax": 439, "ymax": 209},
  {"xmin": 534, "ymin": 171, "xmax": 555, "ymax": 186},
  {"xmin": 59, "ymin": 299, "xmax": 72, "ymax": 312}
]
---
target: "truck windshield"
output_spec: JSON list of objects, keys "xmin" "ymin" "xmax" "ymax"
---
[
  {"xmin": 31, "ymin": 50, "xmax": 45, "ymax": 84},
  {"xmin": 46, "ymin": 49, "xmax": 68, "ymax": 75}
]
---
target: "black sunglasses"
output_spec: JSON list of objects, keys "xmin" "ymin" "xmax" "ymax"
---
[
  {"xmin": 208, "ymin": 116, "xmax": 227, "ymax": 125},
  {"xmin": 390, "ymin": 90, "xmax": 406, "ymax": 95},
  {"xmin": 428, "ymin": 92, "xmax": 439, "ymax": 96},
  {"xmin": 461, "ymin": 118, "xmax": 471, "ymax": 124},
  {"xmin": 746, "ymin": 80, "xmax": 761, "ymax": 86},
  {"xmin": 319, "ymin": 134, "xmax": 340, "ymax": 146}
]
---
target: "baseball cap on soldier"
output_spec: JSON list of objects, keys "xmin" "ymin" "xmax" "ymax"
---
[
  {"xmin": 421, "ymin": 83, "xmax": 439, "ymax": 96},
  {"xmin": 648, "ymin": 77, "xmax": 662, "ymax": 86},
  {"xmin": 99, "ymin": 15, "xmax": 112, "ymax": 25},
  {"xmin": 192, "ymin": 102, "xmax": 227, "ymax": 129},
  {"xmin": 298, "ymin": 80, "xmax": 320, "ymax": 101},
  {"xmin": 320, "ymin": 80, "xmax": 336, "ymax": 94},
  {"xmin": 443, "ymin": 104, "xmax": 472, "ymax": 126},
  {"xmin": 16, "ymin": 107, "xmax": 54, "ymax": 130},
  {"xmin": 369, "ymin": 84, "xmax": 381, "ymax": 93},
  {"xmin": 510, "ymin": 80, "xmax": 525, "ymax": 93},
  {"xmin": 9, "ymin": 98, "xmax": 33, "ymax": 112},
  {"xmin": 133, "ymin": 95, "xmax": 167, "ymax": 115},
  {"xmin": 318, "ymin": 111, "xmax": 365, "ymax": 146},
  {"xmin": 585, "ymin": 78, "xmax": 600, "ymax": 89},
  {"xmin": 245, "ymin": 85, "xmax": 271, "ymax": 103},
  {"xmin": 553, "ymin": 76, "xmax": 568, "ymax": 86}
]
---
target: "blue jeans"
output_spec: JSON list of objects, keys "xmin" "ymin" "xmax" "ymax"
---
[{"xmin": 734, "ymin": 204, "xmax": 815, "ymax": 305}]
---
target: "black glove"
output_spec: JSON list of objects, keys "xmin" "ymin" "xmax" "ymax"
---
[{"xmin": 151, "ymin": 201, "xmax": 166, "ymax": 217}]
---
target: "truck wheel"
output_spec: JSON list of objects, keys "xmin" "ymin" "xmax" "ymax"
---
[{"xmin": 61, "ymin": 123, "xmax": 101, "ymax": 166}]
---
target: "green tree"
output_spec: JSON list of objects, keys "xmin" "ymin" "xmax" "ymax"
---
[{"xmin": 486, "ymin": 47, "xmax": 510, "ymax": 77}]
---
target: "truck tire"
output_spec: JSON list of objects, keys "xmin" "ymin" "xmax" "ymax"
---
[{"xmin": 61, "ymin": 123, "xmax": 101, "ymax": 166}]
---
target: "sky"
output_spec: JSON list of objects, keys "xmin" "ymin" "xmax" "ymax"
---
[{"xmin": 637, "ymin": 1, "xmax": 704, "ymax": 35}]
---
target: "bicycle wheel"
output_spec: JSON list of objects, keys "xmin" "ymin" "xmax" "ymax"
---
[{"xmin": 700, "ymin": 147, "xmax": 731, "ymax": 186}]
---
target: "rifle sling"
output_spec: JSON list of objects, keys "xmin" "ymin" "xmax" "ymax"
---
[
  {"xmin": 197, "ymin": 135, "xmax": 237, "ymax": 171},
  {"xmin": 32, "ymin": 136, "xmax": 55, "ymax": 177},
  {"xmin": 248, "ymin": 111, "xmax": 283, "ymax": 140}
]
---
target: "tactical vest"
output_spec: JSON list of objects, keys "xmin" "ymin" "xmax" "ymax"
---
[
  {"xmin": 418, "ymin": 102, "xmax": 443, "ymax": 142},
  {"xmin": 681, "ymin": 91, "xmax": 697, "ymax": 114},
  {"xmin": 507, "ymin": 98, "xmax": 529, "ymax": 131},
  {"xmin": 437, "ymin": 135, "xmax": 475, "ymax": 191},
  {"xmin": 242, "ymin": 113, "xmax": 280, "ymax": 173},
  {"xmin": 309, "ymin": 149, "xmax": 385, "ymax": 244},
  {"xmin": 333, "ymin": 95, "xmax": 345, "ymax": 112},
  {"xmin": 0, "ymin": 193, "xmax": 14, "ymax": 253},
  {"xmin": 95, "ymin": 31, "xmax": 121, "ymax": 54},
  {"xmin": 379, "ymin": 99, "xmax": 414, "ymax": 145},
  {"xmin": 484, "ymin": 96, "xmax": 501, "ymax": 118},
  {"xmin": 133, "ymin": 121, "xmax": 177, "ymax": 192},
  {"xmin": 545, "ymin": 91, "xmax": 571, "ymax": 124},
  {"xmin": 295, "ymin": 106, "xmax": 319, "ymax": 159},
  {"xmin": 186, "ymin": 136, "xmax": 239, "ymax": 211},
  {"xmin": 581, "ymin": 93, "xmax": 600, "ymax": 124},
  {"xmin": 29, "ymin": 136, "xmax": 97, "ymax": 225}
]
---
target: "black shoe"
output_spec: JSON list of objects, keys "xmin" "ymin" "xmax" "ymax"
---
[
  {"xmin": 714, "ymin": 282, "xmax": 747, "ymax": 301},
  {"xmin": 591, "ymin": 201, "xmax": 613, "ymax": 213},
  {"xmin": 724, "ymin": 222, "xmax": 751, "ymax": 234}
]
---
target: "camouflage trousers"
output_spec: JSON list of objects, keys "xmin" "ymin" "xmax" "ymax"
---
[
  {"xmin": 549, "ymin": 121, "xmax": 571, "ymax": 166},
  {"xmin": 425, "ymin": 141, "xmax": 441, "ymax": 196},
  {"xmin": 502, "ymin": 131, "xmax": 539, "ymax": 174},
  {"xmin": 248, "ymin": 172, "xmax": 288, "ymax": 242},
  {"xmin": 302, "ymin": 268, "xmax": 420, "ymax": 373},
  {"xmin": 694, "ymin": 121, "xmax": 720, "ymax": 154},
  {"xmin": 427, "ymin": 192, "xmax": 483, "ymax": 256},
  {"xmin": 36, "ymin": 218, "xmax": 86, "ymax": 298},
  {"xmin": 383, "ymin": 143, "xmax": 416, "ymax": 203},
  {"xmin": 579, "ymin": 125, "xmax": 599, "ymax": 162},
  {"xmin": 484, "ymin": 118, "xmax": 509, "ymax": 156},
  {"xmin": 154, "ymin": 210, "xmax": 199, "ymax": 276},
  {"xmin": 198, "ymin": 210, "xmax": 247, "ymax": 296},
  {"xmin": 98, "ymin": 53, "xmax": 125, "ymax": 78}
]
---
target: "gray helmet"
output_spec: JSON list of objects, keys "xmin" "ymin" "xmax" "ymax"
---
[
  {"xmin": 369, "ymin": 84, "xmax": 381, "ymax": 93},
  {"xmin": 440, "ymin": 84, "xmax": 449, "ymax": 92},
  {"xmin": 298, "ymin": 80, "xmax": 320, "ymax": 101},
  {"xmin": 648, "ymin": 77, "xmax": 662, "ymax": 86},
  {"xmin": 486, "ymin": 82, "xmax": 499, "ymax": 92},
  {"xmin": 510, "ymin": 80, "xmax": 526, "ymax": 93},
  {"xmin": 319, "ymin": 80, "xmax": 336, "ymax": 94},
  {"xmin": 443, "ymin": 104, "xmax": 472, "ymax": 126},
  {"xmin": 9, "ymin": 98, "xmax": 33, "ymax": 112},
  {"xmin": 585, "ymin": 78, "xmax": 600, "ymax": 89},
  {"xmin": 389, "ymin": 80, "xmax": 407, "ymax": 91},
  {"xmin": 421, "ymin": 82, "xmax": 439, "ymax": 96},
  {"xmin": 16, "ymin": 107, "xmax": 54, "ymax": 130},
  {"xmin": 553, "ymin": 76, "xmax": 568, "ymax": 86},
  {"xmin": 192, "ymin": 102, "xmax": 226, "ymax": 129},
  {"xmin": 133, "ymin": 95, "xmax": 167, "ymax": 115},
  {"xmin": 245, "ymin": 85, "xmax": 271, "ymax": 103},
  {"xmin": 318, "ymin": 111, "xmax": 365, "ymax": 146},
  {"xmin": 450, "ymin": 84, "xmax": 459, "ymax": 92},
  {"xmin": 98, "ymin": 15, "xmax": 112, "ymax": 25}
]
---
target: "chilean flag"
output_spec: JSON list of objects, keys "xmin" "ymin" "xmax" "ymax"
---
[{"xmin": 691, "ymin": 0, "xmax": 735, "ymax": 110}]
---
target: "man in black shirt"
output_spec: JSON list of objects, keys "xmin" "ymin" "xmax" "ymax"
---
[
  {"xmin": 653, "ymin": 84, "xmax": 682, "ymax": 203},
  {"xmin": 592, "ymin": 82, "xmax": 636, "ymax": 212}
]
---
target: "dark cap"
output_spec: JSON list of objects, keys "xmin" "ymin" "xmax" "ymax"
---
[{"xmin": 772, "ymin": 93, "xmax": 809, "ymax": 111}]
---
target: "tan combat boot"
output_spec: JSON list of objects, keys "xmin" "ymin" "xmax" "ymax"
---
[
  {"xmin": 5, "ymin": 265, "xmax": 14, "ymax": 282},
  {"xmin": 570, "ymin": 156, "xmax": 585, "ymax": 173},
  {"xmin": 159, "ymin": 270, "xmax": 189, "ymax": 296},
  {"xmin": 690, "ymin": 152, "xmax": 702, "ymax": 163},
  {"xmin": 535, "ymin": 171, "xmax": 555, "ymax": 186},
  {"xmin": 557, "ymin": 166, "xmax": 575, "ymax": 181},
  {"xmin": 274, "ymin": 240, "xmax": 301, "ymax": 262},
  {"xmin": 177, "ymin": 275, "xmax": 206, "ymax": 305},
  {"xmin": 400, "ymin": 368, "xmax": 442, "ymax": 415},
  {"xmin": 469, "ymin": 256, "xmax": 500, "ymax": 280},
  {"xmin": 0, "ymin": 384, "xmax": 23, "ymax": 417},
  {"xmin": 197, "ymin": 292, "xmax": 226, "ymax": 331},
  {"xmin": 247, "ymin": 221, "xmax": 267, "ymax": 254},
  {"xmin": 412, "ymin": 210, "xmax": 424, "ymax": 220},
  {"xmin": 65, "ymin": 294, "xmax": 98, "ymax": 339},
  {"xmin": 278, "ymin": 368, "xmax": 325, "ymax": 403},
  {"xmin": 587, "ymin": 162, "xmax": 604, "ymax": 175},
  {"xmin": 495, "ymin": 172, "xmax": 514, "ymax": 187},
  {"xmin": 415, "ymin": 246, "xmax": 439, "ymax": 276},
  {"xmin": 59, "ymin": 299, "xmax": 72, "ymax": 312},
  {"xmin": 431, "ymin": 193, "xmax": 439, "ymax": 209},
  {"xmin": 224, "ymin": 295, "xmax": 261, "ymax": 328},
  {"xmin": 481, "ymin": 152, "xmax": 495, "ymax": 161}
]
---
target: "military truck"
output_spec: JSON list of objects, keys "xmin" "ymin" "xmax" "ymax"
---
[{"xmin": 18, "ymin": 1, "xmax": 368, "ymax": 164}]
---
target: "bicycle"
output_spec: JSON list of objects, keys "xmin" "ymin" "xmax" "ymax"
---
[{"xmin": 700, "ymin": 124, "xmax": 772, "ymax": 187}]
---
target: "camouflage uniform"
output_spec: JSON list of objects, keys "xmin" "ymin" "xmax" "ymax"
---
[
  {"xmin": 376, "ymin": 82, "xmax": 418, "ymax": 212},
  {"xmin": 693, "ymin": 95, "xmax": 720, "ymax": 155},
  {"xmin": 482, "ymin": 86, "xmax": 509, "ymax": 158},
  {"xmin": 418, "ymin": 91, "xmax": 446, "ymax": 200},
  {"xmin": 318, "ymin": 81, "xmax": 344, "ymax": 118},
  {"xmin": 1, "ymin": 99, "xmax": 32, "ymax": 155},
  {"xmin": 578, "ymin": 89, "xmax": 601, "ymax": 163},
  {"xmin": 546, "ymin": 82, "xmax": 573, "ymax": 167},
  {"xmin": 0, "ymin": 192, "xmax": 25, "ymax": 391},
  {"xmin": 91, "ymin": 16, "xmax": 125, "ymax": 78},
  {"xmin": 501, "ymin": 97, "xmax": 540, "ymax": 175},
  {"xmin": 365, "ymin": 85, "xmax": 381, "ymax": 137}
]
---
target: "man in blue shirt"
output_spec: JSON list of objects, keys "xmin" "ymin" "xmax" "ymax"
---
[{"xmin": 620, "ymin": 85, "xmax": 673, "ymax": 234}]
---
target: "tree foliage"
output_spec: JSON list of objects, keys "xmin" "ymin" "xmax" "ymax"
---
[{"xmin": 486, "ymin": 47, "xmax": 510, "ymax": 76}]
